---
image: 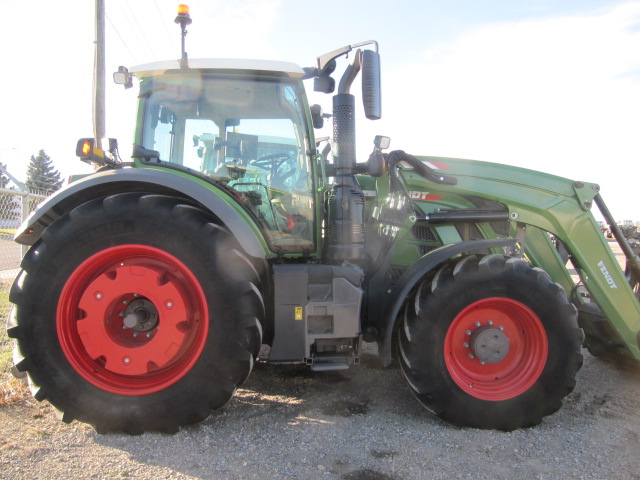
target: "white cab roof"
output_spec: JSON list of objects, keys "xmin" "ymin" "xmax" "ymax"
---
[{"xmin": 130, "ymin": 58, "xmax": 306, "ymax": 79}]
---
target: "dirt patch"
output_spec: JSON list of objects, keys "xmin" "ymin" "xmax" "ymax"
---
[{"xmin": 0, "ymin": 349, "xmax": 639, "ymax": 480}]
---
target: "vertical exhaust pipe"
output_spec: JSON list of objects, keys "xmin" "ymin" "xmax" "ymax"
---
[
  {"xmin": 325, "ymin": 46, "xmax": 381, "ymax": 263},
  {"xmin": 327, "ymin": 52, "xmax": 365, "ymax": 263}
]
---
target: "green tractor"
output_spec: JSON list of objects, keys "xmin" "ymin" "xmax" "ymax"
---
[{"xmin": 8, "ymin": 8, "xmax": 640, "ymax": 434}]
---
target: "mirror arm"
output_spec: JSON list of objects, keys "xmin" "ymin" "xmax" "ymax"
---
[
  {"xmin": 338, "ymin": 50, "xmax": 363, "ymax": 94},
  {"xmin": 314, "ymin": 40, "xmax": 378, "ymax": 72}
]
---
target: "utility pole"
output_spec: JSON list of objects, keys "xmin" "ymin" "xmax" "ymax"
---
[{"xmin": 94, "ymin": 0, "xmax": 106, "ymax": 150}]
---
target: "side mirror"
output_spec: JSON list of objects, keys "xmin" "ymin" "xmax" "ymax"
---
[{"xmin": 362, "ymin": 50, "xmax": 381, "ymax": 120}]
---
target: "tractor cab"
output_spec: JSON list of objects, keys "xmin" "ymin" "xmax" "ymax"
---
[{"xmin": 131, "ymin": 60, "xmax": 318, "ymax": 254}]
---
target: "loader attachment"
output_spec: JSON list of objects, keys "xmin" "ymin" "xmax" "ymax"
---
[
  {"xmin": 395, "ymin": 155, "xmax": 640, "ymax": 366},
  {"xmin": 525, "ymin": 195, "xmax": 640, "ymax": 367}
]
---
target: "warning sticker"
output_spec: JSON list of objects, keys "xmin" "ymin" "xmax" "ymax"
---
[{"xmin": 294, "ymin": 306, "xmax": 303, "ymax": 321}]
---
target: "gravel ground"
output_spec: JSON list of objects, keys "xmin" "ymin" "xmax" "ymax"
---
[
  {"xmin": 0, "ymin": 347, "xmax": 639, "ymax": 480},
  {"xmin": 1, "ymin": 240, "xmax": 639, "ymax": 480}
]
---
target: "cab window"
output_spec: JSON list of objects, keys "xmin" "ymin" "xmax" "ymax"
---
[{"xmin": 142, "ymin": 75, "xmax": 315, "ymax": 253}]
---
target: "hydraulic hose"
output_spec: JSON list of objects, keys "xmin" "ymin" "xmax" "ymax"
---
[
  {"xmin": 594, "ymin": 194, "xmax": 640, "ymax": 284},
  {"xmin": 387, "ymin": 150, "xmax": 458, "ymax": 189}
]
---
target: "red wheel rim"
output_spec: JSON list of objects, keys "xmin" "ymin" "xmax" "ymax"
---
[
  {"xmin": 57, "ymin": 245, "xmax": 209, "ymax": 395},
  {"xmin": 444, "ymin": 297, "xmax": 548, "ymax": 401}
]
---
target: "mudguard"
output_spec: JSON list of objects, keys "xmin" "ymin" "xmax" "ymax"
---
[
  {"xmin": 379, "ymin": 238, "xmax": 517, "ymax": 366},
  {"xmin": 15, "ymin": 167, "xmax": 269, "ymax": 259}
]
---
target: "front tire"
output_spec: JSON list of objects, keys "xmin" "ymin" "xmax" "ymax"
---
[
  {"xmin": 398, "ymin": 254, "xmax": 583, "ymax": 430},
  {"xmin": 581, "ymin": 240, "xmax": 640, "ymax": 370},
  {"xmin": 8, "ymin": 193, "xmax": 264, "ymax": 434}
]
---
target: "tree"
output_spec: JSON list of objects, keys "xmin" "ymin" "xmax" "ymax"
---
[{"xmin": 26, "ymin": 149, "xmax": 63, "ymax": 194}]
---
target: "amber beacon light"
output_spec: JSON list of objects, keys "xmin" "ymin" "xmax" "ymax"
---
[
  {"xmin": 175, "ymin": 4, "xmax": 192, "ymax": 67},
  {"xmin": 175, "ymin": 4, "xmax": 192, "ymax": 25}
]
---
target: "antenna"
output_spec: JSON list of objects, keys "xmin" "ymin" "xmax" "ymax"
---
[{"xmin": 175, "ymin": 4, "xmax": 192, "ymax": 68}]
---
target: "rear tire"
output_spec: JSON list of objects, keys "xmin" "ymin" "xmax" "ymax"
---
[
  {"xmin": 8, "ymin": 193, "xmax": 264, "ymax": 434},
  {"xmin": 398, "ymin": 254, "xmax": 583, "ymax": 430}
]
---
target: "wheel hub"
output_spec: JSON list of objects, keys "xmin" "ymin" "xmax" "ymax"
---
[
  {"xmin": 469, "ymin": 326, "xmax": 509, "ymax": 363},
  {"xmin": 445, "ymin": 297, "xmax": 549, "ymax": 401},
  {"xmin": 122, "ymin": 298, "xmax": 159, "ymax": 332}
]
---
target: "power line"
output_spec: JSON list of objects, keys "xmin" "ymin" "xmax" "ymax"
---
[
  {"xmin": 154, "ymin": 0, "xmax": 174, "ymax": 53},
  {"xmin": 105, "ymin": 13, "xmax": 139, "ymax": 66},
  {"xmin": 115, "ymin": 0, "xmax": 153, "ymax": 60},
  {"xmin": 105, "ymin": 0, "xmax": 177, "ymax": 66},
  {"xmin": 123, "ymin": 1, "xmax": 158, "ymax": 59}
]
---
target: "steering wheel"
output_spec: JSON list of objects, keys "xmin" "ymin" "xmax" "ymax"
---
[{"xmin": 252, "ymin": 153, "xmax": 298, "ymax": 186}]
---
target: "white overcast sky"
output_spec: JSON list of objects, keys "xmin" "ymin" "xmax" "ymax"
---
[{"xmin": 0, "ymin": 0, "xmax": 638, "ymax": 219}]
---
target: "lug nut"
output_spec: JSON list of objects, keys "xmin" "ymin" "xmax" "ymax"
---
[
  {"xmin": 463, "ymin": 342, "xmax": 469, "ymax": 348},
  {"xmin": 475, "ymin": 321, "xmax": 481, "ymax": 327},
  {"xmin": 466, "ymin": 330, "xmax": 472, "ymax": 336},
  {"xmin": 123, "ymin": 357, "xmax": 131, "ymax": 365}
]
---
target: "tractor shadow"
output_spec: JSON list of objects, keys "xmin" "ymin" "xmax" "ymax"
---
[
  {"xmin": 211, "ymin": 344, "xmax": 423, "ymax": 425},
  {"xmin": 92, "ymin": 344, "xmax": 433, "ymax": 480}
]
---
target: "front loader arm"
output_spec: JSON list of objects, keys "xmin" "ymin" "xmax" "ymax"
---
[
  {"xmin": 524, "ymin": 213, "xmax": 640, "ymax": 361},
  {"xmin": 402, "ymin": 156, "xmax": 640, "ymax": 361}
]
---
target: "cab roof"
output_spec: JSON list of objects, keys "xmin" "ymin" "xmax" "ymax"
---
[{"xmin": 130, "ymin": 58, "xmax": 307, "ymax": 79}]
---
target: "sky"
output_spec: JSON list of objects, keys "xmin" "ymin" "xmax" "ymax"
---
[{"xmin": 0, "ymin": 0, "xmax": 638, "ymax": 220}]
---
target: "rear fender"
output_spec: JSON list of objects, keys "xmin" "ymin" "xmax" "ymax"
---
[
  {"xmin": 379, "ymin": 238, "xmax": 517, "ymax": 366},
  {"xmin": 15, "ymin": 168, "xmax": 269, "ymax": 259}
]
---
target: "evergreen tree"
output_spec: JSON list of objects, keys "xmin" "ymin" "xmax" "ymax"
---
[{"xmin": 26, "ymin": 149, "xmax": 63, "ymax": 194}]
